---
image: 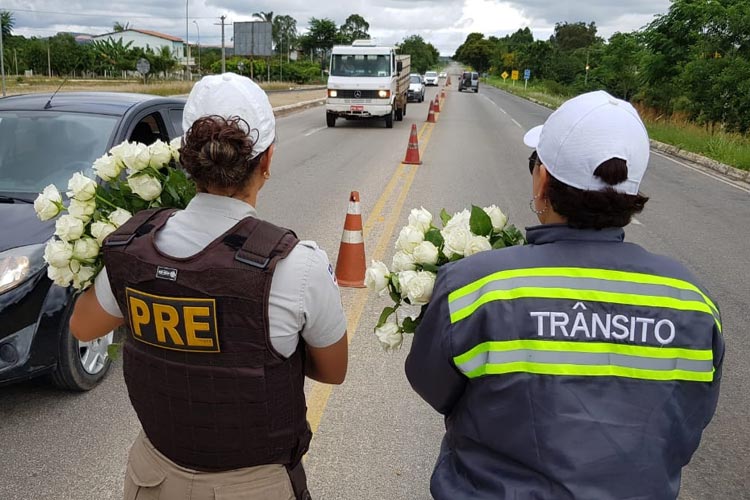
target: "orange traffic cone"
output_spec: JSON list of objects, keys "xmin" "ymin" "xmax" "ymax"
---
[
  {"xmin": 335, "ymin": 191, "xmax": 366, "ymax": 288},
  {"xmin": 427, "ymin": 99, "xmax": 437, "ymax": 123},
  {"xmin": 446, "ymin": 75, "xmax": 451, "ymax": 86},
  {"xmin": 441, "ymin": 88, "xmax": 446, "ymax": 101},
  {"xmin": 433, "ymin": 95, "xmax": 441, "ymax": 113},
  {"xmin": 403, "ymin": 123, "xmax": 422, "ymax": 165}
]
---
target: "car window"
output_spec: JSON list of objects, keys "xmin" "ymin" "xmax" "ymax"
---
[
  {"xmin": 0, "ymin": 111, "xmax": 118, "ymax": 194},
  {"xmin": 425, "ymin": 72, "xmax": 438, "ymax": 77},
  {"xmin": 128, "ymin": 112, "xmax": 169, "ymax": 145},
  {"xmin": 168, "ymin": 108, "xmax": 184, "ymax": 136},
  {"xmin": 331, "ymin": 54, "xmax": 391, "ymax": 77},
  {"xmin": 410, "ymin": 75, "xmax": 422, "ymax": 84}
]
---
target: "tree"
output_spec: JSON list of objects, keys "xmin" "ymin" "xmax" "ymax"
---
[
  {"xmin": 253, "ymin": 11, "xmax": 273, "ymax": 23},
  {"xmin": 1, "ymin": 10, "xmax": 13, "ymax": 40},
  {"xmin": 113, "ymin": 22, "xmax": 131, "ymax": 33},
  {"xmin": 595, "ymin": 32, "xmax": 645, "ymax": 100},
  {"xmin": 338, "ymin": 14, "xmax": 370, "ymax": 44},
  {"xmin": 273, "ymin": 15, "xmax": 297, "ymax": 55},
  {"xmin": 299, "ymin": 17, "xmax": 338, "ymax": 65},
  {"xmin": 454, "ymin": 33, "xmax": 493, "ymax": 73},
  {"xmin": 397, "ymin": 35, "xmax": 440, "ymax": 74},
  {"xmin": 92, "ymin": 37, "xmax": 135, "ymax": 73},
  {"xmin": 550, "ymin": 22, "xmax": 599, "ymax": 51}
]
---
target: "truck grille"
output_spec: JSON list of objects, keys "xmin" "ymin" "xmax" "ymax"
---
[{"xmin": 335, "ymin": 90, "xmax": 382, "ymax": 99}]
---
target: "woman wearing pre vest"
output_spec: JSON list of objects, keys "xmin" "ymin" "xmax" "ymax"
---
[
  {"xmin": 406, "ymin": 91, "xmax": 724, "ymax": 499},
  {"xmin": 69, "ymin": 73, "xmax": 348, "ymax": 500}
]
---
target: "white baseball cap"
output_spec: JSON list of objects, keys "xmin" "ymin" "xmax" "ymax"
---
[
  {"xmin": 182, "ymin": 72, "xmax": 275, "ymax": 159},
  {"xmin": 523, "ymin": 90, "xmax": 650, "ymax": 195}
]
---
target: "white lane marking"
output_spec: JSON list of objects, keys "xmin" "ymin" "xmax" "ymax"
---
[
  {"xmin": 304, "ymin": 126, "xmax": 328, "ymax": 137},
  {"xmin": 652, "ymin": 151, "xmax": 750, "ymax": 194},
  {"xmin": 631, "ymin": 218, "xmax": 643, "ymax": 225},
  {"xmin": 511, "ymin": 118, "xmax": 523, "ymax": 129}
]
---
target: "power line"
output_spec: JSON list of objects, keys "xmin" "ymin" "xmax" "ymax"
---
[{"xmin": 2, "ymin": 7, "xmax": 218, "ymax": 20}]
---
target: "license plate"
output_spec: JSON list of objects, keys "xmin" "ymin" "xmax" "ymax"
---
[{"xmin": 350, "ymin": 105, "xmax": 364, "ymax": 111}]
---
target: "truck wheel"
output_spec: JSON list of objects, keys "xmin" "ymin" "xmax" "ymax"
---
[
  {"xmin": 395, "ymin": 106, "xmax": 403, "ymax": 121},
  {"xmin": 326, "ymin": 113, "xmax": 336, "ymax": 128},
  {"xmin": 385, "ymin": 110, "xmax": 394, "ymax": 128}
]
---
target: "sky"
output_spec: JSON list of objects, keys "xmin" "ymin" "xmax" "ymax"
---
[{"xmin": 3, "ymin": 0, "xmax": 672, "ymax": 55}]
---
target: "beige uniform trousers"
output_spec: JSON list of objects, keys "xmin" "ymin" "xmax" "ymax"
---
[{"xmin": 124, "ymin": 431, "xmax": 296, "ymax": 500}]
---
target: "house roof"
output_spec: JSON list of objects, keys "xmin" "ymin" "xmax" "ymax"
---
[{"xmin": 93, "ymin": 29, "xmax": 184, "ymax": 43}]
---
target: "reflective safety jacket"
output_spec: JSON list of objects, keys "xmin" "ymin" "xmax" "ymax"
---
[
  {"xmin": 406, "ymin": 224, "xmax": 724, "ymax": 500},
  {"xmin": 103, "ymin": 208, "xmax": 311, "ymax": 472}
]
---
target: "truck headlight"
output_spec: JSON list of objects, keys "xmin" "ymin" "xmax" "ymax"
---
[
  {"xmin": 378, "ymin": 90, "xmax": 391, "ymax": 98},
  {"xmin": 0, "ymin": 244, "xmax": 46, "ymax": 294},
  {"xmin": 328, "ymin": 89, "xmax": 338, "ymax": 98}
]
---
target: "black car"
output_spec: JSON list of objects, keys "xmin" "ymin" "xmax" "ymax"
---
[{"xmin": 0, "ymin": 92, "xmax": 185, "ymax": 390}]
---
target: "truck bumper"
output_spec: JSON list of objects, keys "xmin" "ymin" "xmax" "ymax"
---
[{"xmin": 326, "ymin": 100, "xmax": 392, "ymax": 118}]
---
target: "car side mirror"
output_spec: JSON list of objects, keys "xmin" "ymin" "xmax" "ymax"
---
[{"xmin": 397, "ymin": 61, "xmax": 403, "ymax": 73}]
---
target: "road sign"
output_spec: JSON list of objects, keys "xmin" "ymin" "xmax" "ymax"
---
[
  {"xmin": 136, "ymin": 58, "xmax": 150, "ymax": 75},
  {"xmin": 511, "ymin": 70, "xmax": 519, "ymax": 81},
  {"xmin": 501, "ymin": 71, "xmax": 509, "ymax": 80},
  {"xmin": 233, "ymin": 21, "xmax": 273, "ymax": 57},
  {"xmin": 524, "ymin": 69, "xmax": 531, "ymax": 80}
]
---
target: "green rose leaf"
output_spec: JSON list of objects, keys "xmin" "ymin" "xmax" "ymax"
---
[
  {"xmin": 470, "ymin": 205, "xmax": 493, "ymax": 237},
  {"xmin": 402, "ymin": 316, "xmax": 419, "ymax": 333},
  {"xmin": 440, "ymin": 208, "xmax": 452, "ymax": 227},
  {"xmin": 420, "ymin": 263, "xmax": 439, "ymax": 273},
  {"xmin": 376, "ymin": 306, "xmax": 397, "ymax": 328},
  {"xmin": 492, "ymin": 238, "xmax": 507, "ymax": 249},
  {"xmin": 425, "ymin": 228, "xmax": 444, "ymax": 248}
]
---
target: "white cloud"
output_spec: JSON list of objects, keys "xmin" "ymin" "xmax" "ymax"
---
[{"xmin": 3, "ymin": 0, "xmax": 672, "ymax": 55}]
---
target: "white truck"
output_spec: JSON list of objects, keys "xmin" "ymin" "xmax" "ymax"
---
[{"xmin": 326, "ymin": 40, "xmax": 410, "ymax": 128}]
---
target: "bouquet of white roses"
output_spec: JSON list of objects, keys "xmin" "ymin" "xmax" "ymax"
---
[
  {"xmin": 34, "ymin": 138, "xmax": 196, "ymax": 291},
  {"xmin": 366, "ymin": 205, "xmax": 525, "ymax": 350}
]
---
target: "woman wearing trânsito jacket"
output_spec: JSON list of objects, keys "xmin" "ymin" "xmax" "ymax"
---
[
  {"xmin": 69, "ymin": 73, "xmax": 348, "ymax": 500},
  {"xmin": 406, "ymin": 91, "xmax": 724, "ymax": 500}
]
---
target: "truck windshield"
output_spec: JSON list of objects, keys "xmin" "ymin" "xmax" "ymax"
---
[{"xmin": 331, "ymin": 54, "xmax": 391, "ymax": 77}]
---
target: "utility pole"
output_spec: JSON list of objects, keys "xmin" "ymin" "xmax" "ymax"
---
[
  {"xmin": 193, "ymin": 20, "xmax": 201, "ymax": 75},
  {"xmin": 0, "ymin": 17, "xmax": 6, "ymax": 96},
  {"xmin": 47, "ymin": 41, "xmax": 52, "ymax": 78},
  {"xmin": 216, "ymin": 15, "xmax": 227, "ymax": 73},
  {"xmin": 185, "ymin": 0, "xmax": 191, "ymax": 80}
]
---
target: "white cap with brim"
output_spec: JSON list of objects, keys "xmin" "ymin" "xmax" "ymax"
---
[
  {"xmin": 523, "ymin": 90, "xmax": 650, "ymax": 195},
  {"xmin": 182, "ymin": 72, "xmax": 275, "ymax": 159}
]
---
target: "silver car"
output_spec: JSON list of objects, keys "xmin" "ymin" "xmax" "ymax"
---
[
  {"xmin": 408, "ymin": 74, "xmax": 426, "ymax": 102},
  {"xmin": 424, "ymin": 71, "xmax": 439, "ymax": 86}
]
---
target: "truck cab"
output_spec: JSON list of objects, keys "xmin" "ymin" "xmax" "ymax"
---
[{"xmin": 326, "ymin": 40, "xmax": 410, "ymax": 128}]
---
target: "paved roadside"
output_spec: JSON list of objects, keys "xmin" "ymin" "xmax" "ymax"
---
[{"xmin": 267, "ymin": 88, "xmax": 326, "ymax": 109}]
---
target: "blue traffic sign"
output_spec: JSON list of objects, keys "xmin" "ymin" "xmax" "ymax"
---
[{"xmin": 524, "ymin": 69, "xmax": 531, "ymax": 80}]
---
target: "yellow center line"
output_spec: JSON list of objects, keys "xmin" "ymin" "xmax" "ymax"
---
[{"xmin": 306, "ymin": 121, "xmax": 436, "ymax": 437}]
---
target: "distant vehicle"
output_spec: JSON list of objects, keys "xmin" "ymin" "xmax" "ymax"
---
[
  {"xmin": 408, "ymin": 74, "xmax": 426, "ymax": 103},
  {"xmin": 458, "ymin": 71, "xmax": 480, "ymax": 93},
  {"xmin": 424, "ymin": 71, "xmax": 439, "ymax": 86},
  {"xmin": 0, "ymin": 92, "xmax": 186, "ymax": 390},
  {"xmin": 326, "ymin": 40, "xmax": 411, "ymax": 129},
  {"xmin": 439, "ymin": 72, "xmax": 447, "ymax": 79}
]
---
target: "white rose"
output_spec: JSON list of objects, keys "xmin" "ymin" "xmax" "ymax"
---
[
  {"xmin": 464, "ymin": 235, "xmax": 492, "ymax": 256},
  {"xmin": 72, "ymin": 237, "xmax": 100, "ymax": 262},
  {"xmin": 113, "ymin": 142, "xmax": 150, "ymax": 172},
  {"xmin": 108, "ymin": 208, "xmax": 133, "ymax": 228},
  {"xmin": 128, "ymin": 174, "xmax": 163, "ymax": 201},
  {"xmin": 365, "ymin": 260, "xmax": 390, "ymax": 295},
  {"xmin": 484, "ymin": 205, "xmax": 508, "ymax": 232},
  {"xmin": 402, "ymin": 271, "xmax": 436, "ymax": 306},
  {"xmin": 407, "ymin": 207, "xmax": 433, "ymax": 233},
  {"xmin": 91, "ymin": 221, "xmax": 117, "ymax": 245},
  {"xmin": 109, "ymin": 141, "xmax": 134, "ymax": 167},
  {"xmin": 148, "ymin": 140, "xmax": 173, "ymax": 167},
  {"xmin": 68, "ymin": 198, "xmax": 96, "ymax": 222},
  {"xmin": 169, "ymin": 136, "xmax": 182, "ymax": 163},
  {"xmin": 54, "ymin": 215, "xmax": 85, "ymax": 242},
  {"xmin": 395, "ymin": 225, "xmax": 424, "ymax": 254},
  {"xmin": 391, "ymin": 251, "xmax": 416, "ymax": 272},
  {"xmin": 43, "ymin": 239, "xmax": 73, "ymax": 268},
  {"xmin": 92, "ymin": 154, "xmax": 122, "ymax": 181},
  {"xmin": 34, "ymin": 184, "xmax": 63, "ymax": 221},
  {"xmin": 374, "ymin": 320, "xmax": 403, "ymax": 351},
  {"xmin": 442, "ymin": 225, "xmax": 471, "ymax": 258},
  {"xmin": 66, "ymin": 172, "xmax": 97, "ymax": 202},
  {"xmin": 70, "ymin": 261, "xmax": 97, "ymax": 290},
  {"xmin": 397, "ymin": 270, "xmax": 418, "ymax": 299},
  {"xmin": 445, "ymin": 209, "xmax": 471, "ymax": 230},
  {"xmin": 412, "ymin": 241, "xmax": 439, "ymax": 266},
  {"xmin": 47, "ymin": 264, "xmax": 74, "ymax": 287}
]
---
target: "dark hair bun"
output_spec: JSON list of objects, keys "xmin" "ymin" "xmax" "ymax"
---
[{"xmin": 594, "ymin": 158, "xmax": 628, "ymax": 186}]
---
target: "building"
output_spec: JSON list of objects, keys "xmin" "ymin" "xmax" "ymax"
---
[{"xmin": 91, "ymin": 29, "xmax": 194, "ymax": 67}]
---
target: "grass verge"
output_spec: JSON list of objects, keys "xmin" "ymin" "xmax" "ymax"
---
[{"xmin": 483, "ymin": 77, "xmax": 750, "ymax": 171}]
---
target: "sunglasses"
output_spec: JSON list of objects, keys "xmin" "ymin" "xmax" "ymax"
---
[{"xmin": 528, "ymin": 151, "xmax": 539, "ymax": 175}]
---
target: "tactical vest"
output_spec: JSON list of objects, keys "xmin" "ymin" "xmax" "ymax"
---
[{"xmin": 102, "ymin": 208, "xmax": 311, "ymax": 472}]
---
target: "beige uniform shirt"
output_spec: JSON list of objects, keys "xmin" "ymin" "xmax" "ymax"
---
[{"xmin": 95, "ymin": 193, "xmax": 347, "ymax": 357}]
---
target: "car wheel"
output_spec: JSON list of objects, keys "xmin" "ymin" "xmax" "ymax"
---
[
  {"xmin": 51, "ymin": 316, "xmax": 114, "ymax": 391},
  {"xmin": 385, "ymin": 109, "xmax": 394, "ymax": 128},
  {"xmin": 326, "ymin": 112, "xmax": 336, "ymax": 128}
]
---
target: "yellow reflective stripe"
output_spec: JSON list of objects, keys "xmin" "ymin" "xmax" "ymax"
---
[
  {"xmin": 453, "ymin": 339, "xmax": 713, "ymax": 366},
  {"xmin": 449, "ymin": 286, "xmax": 721, "ymax": 332},
  {"xmin": 448, "ymin": 267, "xmax": 719, "ymax": 319},
  {"xmin": 463, "ymin": 362, "xmax": 715, "ymax": 382}
]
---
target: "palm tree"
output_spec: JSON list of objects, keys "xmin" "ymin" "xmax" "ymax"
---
[
  {"xmin": 113, "ymin": 21, "xmax": 131, "ymax": 33},
  {"xmin": 1, "ymin": 10, "xmax": 14, "ymax": 39},
  {"xmin": 252, "ymin": 11, "xmax": 273, "ymax": 23}
]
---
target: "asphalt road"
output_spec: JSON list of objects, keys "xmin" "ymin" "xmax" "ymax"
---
[{"xmin": 1, "ymin": 70, "xmax": 748, "ymax": 500}]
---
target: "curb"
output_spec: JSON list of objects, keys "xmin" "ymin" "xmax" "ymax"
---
[
  {"xmin": 490, "ymin": 85, "xmax": 750, "ymax": 186},
  {"xmin": 273, "ymin": 97, "xmax": 326, "ymax": 117}
]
